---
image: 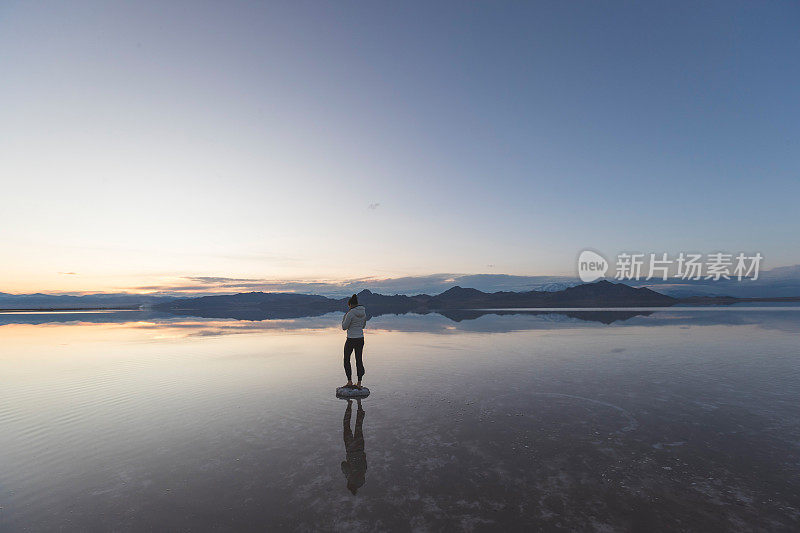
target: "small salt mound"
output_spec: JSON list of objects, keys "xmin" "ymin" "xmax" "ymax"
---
[{"xmin": 336, "ymin": 386, "xmax": 371, "ymax": 398}]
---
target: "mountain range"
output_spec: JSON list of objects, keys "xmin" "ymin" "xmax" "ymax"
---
[
  {"xmin": 4, "ymin": 264, "xmax": 800, "ymax": 309},
  {"xmin": 0, "ymin": 292, "xmax": 167, "ymax": 310},
  {"xmin": 153, "ymin": 280, "xmax": 677, "ymax": 320},
  {"xmin": 3, "ymin": 279, "xmax": 799, "ymax": 316}
]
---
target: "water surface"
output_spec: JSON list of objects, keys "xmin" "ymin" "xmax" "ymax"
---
[{"xmin": 1, "ymin": 309, "xmax": 799, "ymax": 531}]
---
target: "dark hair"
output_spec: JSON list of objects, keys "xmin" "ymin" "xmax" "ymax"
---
[{"xmin": 348, "ymin": 294, "xmax": 359, "ymax": 307}]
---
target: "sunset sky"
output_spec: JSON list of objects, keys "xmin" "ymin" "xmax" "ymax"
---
[{"xmin": 2, "ymin": 1, "xmax": 798, "ymax": 294}]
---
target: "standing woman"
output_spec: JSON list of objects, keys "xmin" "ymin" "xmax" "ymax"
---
[{"xmin": 342, "ymin": 294, "xmax": 367, "ymax": 389}]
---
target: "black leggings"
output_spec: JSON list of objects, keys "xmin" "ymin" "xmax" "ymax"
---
[{"xmin": 344, "ymin": 337, "xmax": 365, "ymax": 381}]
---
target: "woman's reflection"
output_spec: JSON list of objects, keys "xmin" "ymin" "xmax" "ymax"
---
[{"xmin": 341, "ymin": 398, "xmax": 367, "ymax": 494}]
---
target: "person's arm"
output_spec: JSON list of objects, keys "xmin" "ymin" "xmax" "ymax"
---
[{"xmin": 342, "ymin": 309, "xmax": 352, "ymax": 330}]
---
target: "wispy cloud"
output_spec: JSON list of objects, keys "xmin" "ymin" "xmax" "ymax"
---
[
  {"xmin": 58, "ymin": 272, "xmax": 78, "ymax": 275},
  {"xmin": 367, "ymin": 202, "xmax": 380, "ymax": 210},
  {"xmin": 185, "ymin": 276, "xmax": 261, "ymax": 284}
]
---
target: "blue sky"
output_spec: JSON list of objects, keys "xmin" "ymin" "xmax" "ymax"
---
[{"xmin": 1, "ymin": 1, "xmax": 798, "ymax": 293}]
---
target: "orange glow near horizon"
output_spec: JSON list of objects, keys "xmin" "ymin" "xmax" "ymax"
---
[{"xmin": 0, "ymin": 274, "xmax": 377, "ymax": 296}]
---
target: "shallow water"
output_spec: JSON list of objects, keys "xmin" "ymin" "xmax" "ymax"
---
[{"xmin": 1, "ymin": 309, "xmax": 799, "ymax": 531}]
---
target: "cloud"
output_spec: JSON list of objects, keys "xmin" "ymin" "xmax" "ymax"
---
[
  {"xmin": 58, "ymin": 272, "xmax": 78, "ymax": 275},
  {"xmin": 367, "ymin": 203, "xmax": 380, "ymax": 210},
  {"xmin": 185, "ymin": 276, "xmax": 260, "ymax": 284}
]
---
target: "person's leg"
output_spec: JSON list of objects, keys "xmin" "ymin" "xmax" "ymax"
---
[
  {"xmin": 343, "ymin": 338, "xmax": 354, "ymax": 385},
  {"xmin": 343, "ymin": 400, "xmax": 353, "ymax": 446},
  {"xmin": 354, "ymin": 338, "xmax": 365, "ymax": 385}
]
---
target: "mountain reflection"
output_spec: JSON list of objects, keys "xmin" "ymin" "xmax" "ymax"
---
[
  {"xmin": 0, "ymin": 308, "xmax": 654, "ymax": 328},
  {"xmin": 437, "ymin": 309, "xmax": 652, "ymax": 324},
  {"xmin": 157, "ymin": 307, "xmax": 655, "ymax": 325},
  {"xmin": 2, "ymin": 307, "xmax": 799, "ymax": 335}
]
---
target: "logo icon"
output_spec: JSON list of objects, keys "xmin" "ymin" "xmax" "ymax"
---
[{"xmin": 578, "ymin": 250, "xmax": 608, "ymax": 282}]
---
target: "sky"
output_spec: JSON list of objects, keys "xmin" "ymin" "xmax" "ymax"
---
[{"xmin": 1, "ymin": 1, "xmax": 799, "ymax": 294}]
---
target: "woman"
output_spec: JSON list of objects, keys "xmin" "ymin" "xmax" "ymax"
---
[{"xmin": 341, "ymin": 294, "xmax": 367, "ymax": 389}]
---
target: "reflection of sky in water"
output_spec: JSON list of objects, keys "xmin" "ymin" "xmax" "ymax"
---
[
  {"xmin": 2, "ymin": 305, "xmax": 800, "ymax": 334},
  {"xmin": 0, "ymin": 311, "xmax": 799, "ymax": 530}
]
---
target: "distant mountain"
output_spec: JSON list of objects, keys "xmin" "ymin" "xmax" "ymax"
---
[
  {"xmin": 9, "ymin": 277, "xmax": 798, "ymax": 316},
  {"xmin": 154, "ymin": 292, "xmax": 342, "ymax": 320},
  {"xmin": 0, "ymin": 292, "xmax": 171, "ymax": 310},
  {"xmin": 426, "ymin": 280, "xmax": 675, "ymax": 309},
  {"xmin": 536, "ymin": 282, "xmax": 579, "ymax": 292},
  {"xmin": 142, "ymin": 265, "xmax": 800, "ymax": 298},
  {"xmin": 153, "ymin": 280, "xmax": 678, "ymax": 321},
  {"xmin": 626, "ymin": 264, "xmax": 800, "ymax": 298},
  {"xmin": 349, "ymin": 289, "xmax": 427, "ymax": 312},
  {"xmin": 3, "ymin": 264, "xmax": 800, "ymax": 310},
  {"xmin": 351, "ymin": 282, "xmax": 676, "ymax": 313}
]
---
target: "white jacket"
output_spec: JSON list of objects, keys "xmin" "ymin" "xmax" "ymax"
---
[{"xmin": 342, "ymin": 305, "xmax": 367, "ymax": 338}]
